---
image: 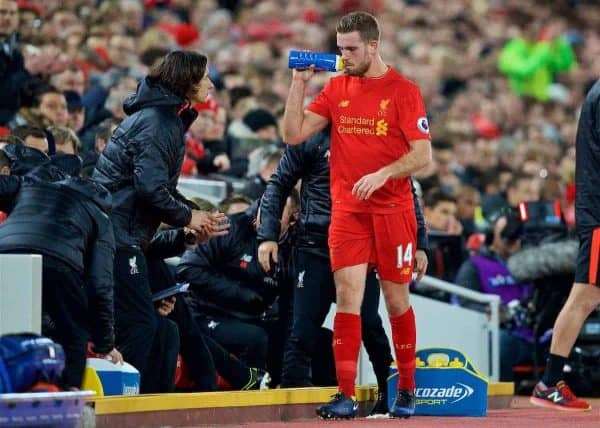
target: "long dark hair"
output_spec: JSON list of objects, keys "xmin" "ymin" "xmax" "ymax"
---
[{"xmin": 147, "ymin": 50, "xmax": 208, "ymax": 103}]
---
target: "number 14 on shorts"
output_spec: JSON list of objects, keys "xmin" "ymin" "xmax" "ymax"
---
[{"xmin": 397, "ymin": 243, "xmax": 413, "ymax": 268}]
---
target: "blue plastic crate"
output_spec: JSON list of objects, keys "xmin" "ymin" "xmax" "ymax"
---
[{"xmin": 0, "ymin": 391, "xmax": 94, "ymax": 428}]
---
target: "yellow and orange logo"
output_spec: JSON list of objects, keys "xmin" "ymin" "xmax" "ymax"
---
[
  {"xmin": 376, "ymin": 119, "xmax": 388, "ymax": 136},
  {"xmin": 338, "ymin": 100, "xmax": 350, "ymax": 108}
]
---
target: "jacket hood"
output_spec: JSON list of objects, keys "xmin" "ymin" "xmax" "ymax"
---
[
  {"xmin": 3, "ymin": 144, "xmax": 50, "ymax": 176},
  {"xmin": 123, "ymin": 77, "xmax": 186, "ymax": 116},
  {"xmin": 60, "ymin": 177, "xmax": 112, "ymax": 213}
]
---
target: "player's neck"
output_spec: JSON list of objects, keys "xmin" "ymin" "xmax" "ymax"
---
[{"xmin": 363, "ymin": 57, "xmax": 389, "ymax": 78}]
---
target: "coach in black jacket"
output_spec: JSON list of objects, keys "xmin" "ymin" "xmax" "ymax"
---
[
  {"xmin": 92, "ymin": 51, "xmax": 228, "ymax": 389},
  {"xmin": 0, "ymin": 156, "xmax": 120, "ymax": 389},
  {"xmin": 257, "ymin": 129, "xmax": 429, "ymax": 413},
  {"xmin": 177, "ymin": 196, "xmax": 299, "ymax": 372}
]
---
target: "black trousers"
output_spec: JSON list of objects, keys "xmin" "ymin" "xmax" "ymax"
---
[
  {"xmin": 113, "ymin": 247, "xmax": 158, "ymax": 391},
  {"xmin": 170, "ymin": 296, "xmax": 256, "ymax": 391},
  {"xmin": 41, "ymin": 256, "xmax": 89, "ymax": 389},
  {"xmin": 141, "ymin": 316, "xmax": 179, "ymax": 393},
  {"xmin": 281, "ymin": 248, "xmax": 393, "ymax": 390},
  {"xmin": 147, "ymin": 256, "xmax": 256, "ymax": 392},
  {"xmin": 198, "ymin": 316, "xmax": 269, "ymax": 370}
]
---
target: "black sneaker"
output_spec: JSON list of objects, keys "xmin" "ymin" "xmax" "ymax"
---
[
  {"xmin": 367, "ymin": 391, "xmax": 389, "ymax": 418},
  {"xmin": 316, "ymin": 392, "xmax": 359, "ymax": 419},
  {"xmin": 390, "ymin": 389, "xmax": 415, "ymax": 418},
  {"xmin": 243, "ymin": 368, "xmax": 271, "ymax": 390}
]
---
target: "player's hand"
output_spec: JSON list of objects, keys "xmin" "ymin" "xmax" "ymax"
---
[
  {"xmin": 157, "ymin": 296, "xmax": 176, "ymax": 317},
  {"xmin": 352, "ymin": 170, "xmax": 389, "ymax": 200},
  {"xmin": 292, "ymin": 66, "xmax": 315, "ymax": 82},
  {"xmin": 414, "ymin": 249, "xmax": 428, "ymax": 282},
  {"xmin": 258, "ymin": 241, "xmax": 278, "ymax": 273}
]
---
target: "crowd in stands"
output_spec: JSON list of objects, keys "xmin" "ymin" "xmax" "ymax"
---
[{"xmin": 0, "ymin": 0, "xmax": 598, "ymax": 392}]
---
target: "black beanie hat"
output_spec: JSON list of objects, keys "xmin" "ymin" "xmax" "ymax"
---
[{"xmin": 242, "ymin": 108, "xmax": 277, "ymax": 132}]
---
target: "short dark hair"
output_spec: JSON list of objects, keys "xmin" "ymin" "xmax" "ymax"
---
[
  {"xmin": 336, "ymin": 11, "xmax": 380, "ymax": 43},
  {"xmin": 507, "ymin": 172, "xmax": 534, "ymax": 191},
  {"xmin": 219, "ymin": 193, "xmax": 252, "ymax": 213},
  {"xmin": 424, "ymin": 188, "xmax": 456, "ymax": 209},
  {"xmin": 95, "ymin": 118, "xmax": 119, "ymax": 142},
  {"xmin": 33, "ymin": 85, "xmax": 64, "ymax": 108},
  {"xmin": 12, "ymin": 125, "xmax": 46, "ymax": 141},
  {"xmin": 147, "ymin": 50, "xmax": 208, "ymax": 103},
  {"xmin": 229, "ymin": 86, "xmax": 254, "ymax": 109}
]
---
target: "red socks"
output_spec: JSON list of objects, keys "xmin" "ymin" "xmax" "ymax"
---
[
  {"xmin": 333, "ymin": 312, "xmax": 362, "ymax": 397},
  {"xmin": 390, "ymin": 307, "xmax": 416, "ymax": 390}
]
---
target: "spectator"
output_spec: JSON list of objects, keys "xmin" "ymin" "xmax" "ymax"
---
[
  {"xmin": 0, "ymin": 0, "xmax": 32, "ymax": 125},
  {"xmin": 50, "ymin": 65, "xmax": 86, "ymax": 96},
  {"xmin": 11, "ymin": 124, "xmax": 48, "ymax": 153},
  {"xmin": 88, "ymin": 33, "xmax": 143, "ymax": 90},
  {"xmin": 242, "ymin": 148, "xmax": 283, "ymax": 201},
  {"xmin": 455, "ymin": 215, "xmax": 537, "ymax": 381},
  {"xmin": 219, "ymin": 194, "xmax": 253, "ymax": 215},
  {"xmin": 64, "ymin": 90, "xmax": 85, "ymax": 133},
  {"xmin": 10, "ymin": 85, "xmax": 68, "ymax": 129},
  {"xmin": 48, "ymin": 125, "xmax": 79, "ymax": 155},
  {"xmin": 80, "ymin": 117, "xmax": 118, "ymax": 178},
  {"xmin": 499, "ymin": 15, "xmax": 576, "ymax": 102}
]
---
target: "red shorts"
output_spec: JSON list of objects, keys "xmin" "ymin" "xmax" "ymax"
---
[{"xmin": 328, "ymin": 209, "xmax": 417, "ymax": 283}]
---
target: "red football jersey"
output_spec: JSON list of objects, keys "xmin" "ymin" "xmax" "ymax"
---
[{"xmin": 308, "ymin": 67, "xmax": 430, "ymax": 214}]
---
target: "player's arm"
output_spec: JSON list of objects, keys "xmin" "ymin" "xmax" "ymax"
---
[
  {"xmin": 378, "ymin": 138, "xmax": 432, "ymax": 179},
  {"xmin": 352, "ymin": 139, "xmax": 432, "ymax": 200},
  {"xmin": 282, "ymin": 69, "xmax": 329, "ymax": 145}
]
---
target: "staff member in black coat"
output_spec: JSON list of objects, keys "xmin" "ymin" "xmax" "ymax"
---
[
  {"xmin": 93, "ymin": 51, "xmax": 229, "ymax": 390},
  {"xmin": 177, "ymin": 194, "xmax": 299, "ymax": 374},
  {"xmin": 0, "ymin": 147, "xmax": 121, "ymax": 389},
  {"xmin": 257, "ymin": 129, "xmax": 428, "ymax": 415}
]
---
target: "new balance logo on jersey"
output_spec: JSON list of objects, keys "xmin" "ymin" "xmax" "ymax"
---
[
  {"xmin": 297, "ymin": 270, "xmax": 305, "ymax": 288},
  {"xmin": 338, "ymin": 100, "xmax": 350, "ymax": 108},
  {"xmin": 129, "ymin": 256, "xmax": 139, "ymax": 275}
]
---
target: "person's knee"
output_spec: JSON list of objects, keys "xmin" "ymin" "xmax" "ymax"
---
[
  {"xmin": 567, "ymin": 283, "xmax": 600, "ymax": 315},
  {"xmin": 380, "ymin": 281, "xmax": 410, "ymax": 316},
  {"xmin": 334, "ymin": 266, "xmax": 367, "ymax": 313}
]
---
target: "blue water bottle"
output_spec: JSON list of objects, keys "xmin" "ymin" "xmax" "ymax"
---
[{"xmin": 288, "ymin": 50, "xmax": 343, "ymax": 72}]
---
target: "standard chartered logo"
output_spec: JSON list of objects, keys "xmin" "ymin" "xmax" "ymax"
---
[
  {"xmin": 415, "ymin": 383, "xmax": 474, "ymax": 405},
  {"xmin": 376, "ymin": 119, "xmax": 388, "ymax": 136},
  {"xmin": 337, "ymin": 115, "xmax": 388, "ymax": 136}
]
